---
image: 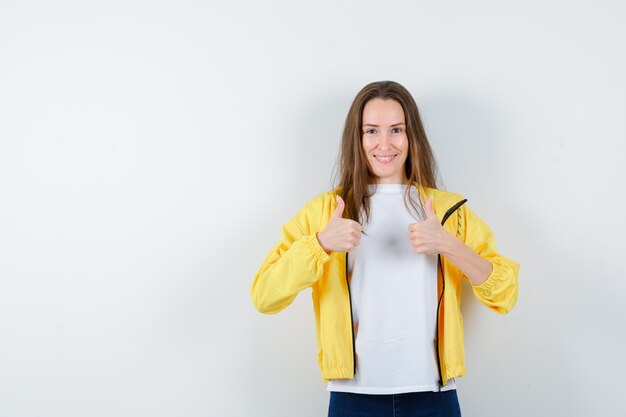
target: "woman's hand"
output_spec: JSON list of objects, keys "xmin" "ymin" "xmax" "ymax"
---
[
  {"xmin": 410, "ymin": 196, "xmax": 493, "ymax": 285},
  {"xmin": 316, "ymin": 196, "xmax": 363, "ymax": 253},
  {"xmin": 408, "ymin": 196, "xmax": 453, "ymax": 254}
]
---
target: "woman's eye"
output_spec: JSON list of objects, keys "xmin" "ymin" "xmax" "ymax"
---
[
  {"xmin": 392, "ymin": 127, "xmax": 403, "ymax": 134},
  {"xmin": 364, "ymin": 129, "xmax": 376, "ymax": 134}
]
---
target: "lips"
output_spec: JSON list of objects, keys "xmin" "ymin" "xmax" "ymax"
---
[{"xmin": 374, "ymin": 154, "xmax": 397, "ymax": 164}]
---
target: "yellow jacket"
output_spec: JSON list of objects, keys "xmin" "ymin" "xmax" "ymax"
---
[{"xmin": 250, "ymin": 183, "xmax": 519, "ymax": 385}]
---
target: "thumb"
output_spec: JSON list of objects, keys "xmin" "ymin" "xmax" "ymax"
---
[
  {"xmin": 332, "ymin": 195, "xmax": 345, "ymax": 219},
  {"xmin": 424, "ymin": 196, "xmax": 437, "ymax": 220}
]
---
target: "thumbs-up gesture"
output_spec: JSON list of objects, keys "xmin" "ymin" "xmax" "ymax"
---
[
  {"xmin": 408, "ymin": 196, "xmax": 451, "ymax": 254},
  {"xmin": 316, "ymin": 196, "xmax": 364, "ymax": 253}
]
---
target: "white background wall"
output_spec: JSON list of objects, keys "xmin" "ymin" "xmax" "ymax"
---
[{"xmin": 1, "ymin": 1, "xmax": 625, "ymax": 416}]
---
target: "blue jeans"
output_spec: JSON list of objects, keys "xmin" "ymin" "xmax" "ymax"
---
[{"xmin": 328, "ymin": 390, "xmax": 462, "ymax": 417}]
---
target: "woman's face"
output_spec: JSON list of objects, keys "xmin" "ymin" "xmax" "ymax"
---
[{"xmin": 361, "ymin": 98, "xmax": 409, "ymax": 184}]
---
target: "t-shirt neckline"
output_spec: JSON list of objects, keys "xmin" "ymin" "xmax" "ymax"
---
[{"xmin": 367, "ymin": 183, "xmax": 415, "ymax": 194}]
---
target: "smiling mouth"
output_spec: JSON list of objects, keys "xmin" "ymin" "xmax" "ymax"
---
[{"xmin": 374, "ymin": 155, "xmax": 397, "ymax": 164}]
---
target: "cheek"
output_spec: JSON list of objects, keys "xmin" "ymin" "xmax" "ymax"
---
[
  {"xmin": 361, "ymin": 136, "xmax": 375, "ymax": 151},
  {"xmin": 398, "ymin": 137, "xmax": 409, "ymax": 162},
  {"xmin": 395, "ymin": 135, "xmax": 409, "ymax": 152}
]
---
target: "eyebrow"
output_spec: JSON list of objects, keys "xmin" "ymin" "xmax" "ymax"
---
[{"xmin": 362, "ymin": 122, "xmax": 406, "ymax": 127}]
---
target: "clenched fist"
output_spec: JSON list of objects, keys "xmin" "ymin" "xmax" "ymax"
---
[
  {"xmin": 408, "ymin": 196, "xmax": 453, "ymax": 254},
  {"xmin": 316, "ymin": 195, "xmax": 364, "ymax": 253}
]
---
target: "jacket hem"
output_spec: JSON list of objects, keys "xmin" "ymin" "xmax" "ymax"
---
[
  {"xmin": 442, "ymin": 367, "xmax": 466, "ymax": 386},
  {"xmin": 321, "ymin": 367, "xmax": 353, "ymax": 382}
]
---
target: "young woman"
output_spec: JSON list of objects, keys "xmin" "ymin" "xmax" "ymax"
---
[{"xmin": 251, "ymin": 81, "xmax": 519, "ymax": 417}]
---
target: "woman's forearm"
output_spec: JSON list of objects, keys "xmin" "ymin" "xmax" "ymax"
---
[{"xmin": 441, "ymin": 234, "xmax": 493, "ymax": 286}]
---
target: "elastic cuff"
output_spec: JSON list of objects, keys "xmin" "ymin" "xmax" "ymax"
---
[
  {"xmin": 471, "ymin": 259, "xmax": 497, "ymax": 293},
  {"xmin": 306, "ymin": 234, "xmax": 332, "ymax": 264}
]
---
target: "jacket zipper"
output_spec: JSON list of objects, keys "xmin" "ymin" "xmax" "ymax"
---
[
  {"xmin": 343, "ymin": 198, "xmax": 468, "ymax": 384},
  {"xmin": 435, "ymin": 198, "xmax": 468, "ymax": 390},
  {"xmin": 346, "ymin": 252, "xmax": 356, "ymax": 377}
]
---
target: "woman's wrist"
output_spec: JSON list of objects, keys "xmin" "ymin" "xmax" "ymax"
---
[
  {"xmin": 316, "ymin": 232, "xmax": 331, "ymax": 254},
  {"xmin": 441, "ymin": 232, "xmax": 460, "ymax": 257}
]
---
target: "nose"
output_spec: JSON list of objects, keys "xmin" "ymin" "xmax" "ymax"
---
[{"xmin": 377, "ymin": 132, "xmax": 392, "ymax": 149}]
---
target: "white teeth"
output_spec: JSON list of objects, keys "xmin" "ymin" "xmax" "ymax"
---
[{"xmin": 375, "ymin": 155, "xmax": 395, "ymax": 162}]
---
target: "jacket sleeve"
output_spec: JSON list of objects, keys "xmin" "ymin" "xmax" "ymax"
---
[
  {"xmin": 250, "ymin": 196, "xmax": 332, "ymax": 314},
  {"xmin": 461, "ymin": 203, "xmax": 520, "ymax": 314}
]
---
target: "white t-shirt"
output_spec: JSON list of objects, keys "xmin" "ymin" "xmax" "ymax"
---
[{"xmin": 327, "ymin": 183, "xmax": 456, "ymax": 394}]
